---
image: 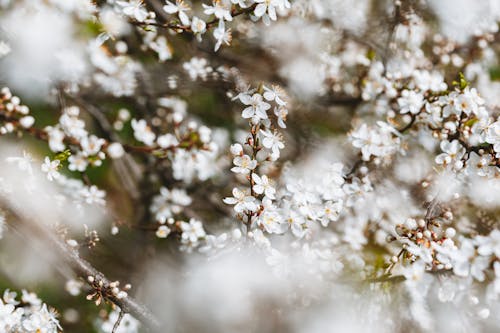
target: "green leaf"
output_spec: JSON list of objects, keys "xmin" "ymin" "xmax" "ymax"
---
[
  {"xmin": 54, "ymin": 149, "xmax": 71, "ymax": 163},
  {"xmin": 452, "ymin": 72, "xmax": 469, "ymax": 90}
]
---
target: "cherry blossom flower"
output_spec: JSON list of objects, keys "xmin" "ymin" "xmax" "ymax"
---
[
  {"xmin": 191, "ymin": 16, "xmax": 206, "ymax": 35},
  {"xmin": 263, "ymin": 85, "xmax": 287, "ymax": 106},
  {"xmin": 213, "ymin": 20, "xmax": 232, "ymax": 52},
  {"xmin": 183, "ymin": 57, "xmax": 213, "ymax": 80},
  {"xmin": 223, "ymin": 187, "xmax": 258, "ymax": 213},
  {"xmin": 254, "ymin": 0, "xmax": 278, "ymax": 25},
  {"xmin": 81, "ymin": 135, "xmax": 105, "ymax": 156},
  {"xmin": 156, "ymin": 225, "xmax": 171, "ymax": 238},
  {"xmin": 435, "ymin": 140, "xmax": 466, "ymax": 170},
  {"xmin": 180, "ymin": 218, "xmax": 206, "ymax": 246},
  {"xmin": 68, "ymin": 153, "xmax": 88, "ymax": 172},
  {"xmin": 252, "ymin": 173, "xmax": 275, "ymax": 199},
  {"xmin": 131, "ymin": 119, "xmax": 156, "ymax": 146},
  {"xmin": 80, "ymin": 185, "xmax": 106, "ymax": 206},
  {"xmin": 157, "ymin": 133, "xmax": 178, "ymax": 148},
  {"xmin": 117, "ymin": 0, "xmax": 148, "ymax": 22},
  {"xmin": 258, "ymin": 210, "xmax": 286, "ymax": 234},
  {"xmin": 240, "ymin": 93, "xmax": 270, "ymax": 121},
  {"xmin": 41, "ymin": 157, "xmax": 61, "ymax": 181},
  {"xmin": 202, "ymin": 1, "xmax": 233, "ymax": 21},
  {"xmin": 107, "ymin": 142, "xmax": 125, "ymax": 159},
  {"xmin": 350, "ymin": 123, "xmax": 400, "ymax": 161},
  {"xmin": 260, "ymin": 129, "xmax": 284, "ymax": 160},
  {"xmin": 231, "ymin": 154, "xmax": 257, "ymax": 174},
  {"xmin": 397, "ymin": 89, "xmax": 424, "ymax": 114},
  {"xmin": 163, "ymin": 0, "xmax": 191, "ymax": 26},
  {"xmin": 274, "ymin": 106, "xmax": 288, "ymax": 128}
]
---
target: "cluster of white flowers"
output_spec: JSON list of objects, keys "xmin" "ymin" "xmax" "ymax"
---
[
  {"xmin": 44, "ymin": 106, "xmax": 115, "ymax": 170},
  {"xmin": 0, "ymin": 289, "xmax": 61, "ymax": 332},
  {"xmin": 223, "ymin": 85, "xmax": 288, "ymax": 230},
  {"xmin": 150, "ymin": 187, "xmax": 191, "ymax": 238},
  {"xmin": 89, "ymin": 39, "xmax": 141, "ymax": 97},
  {"xmin": 0, "ymin": 87, "xmax": 35, "ymax": 134},
  {"xmin": 115, "ymin": 0, "xmax": 291, "ymax": 52},
  {"xmin": 354, "ymin": 13, "xmax": 500, "ymax": 183},
  {"xmin": 350, "ymin": 122, "xmax": 402, "ymax": 161}
]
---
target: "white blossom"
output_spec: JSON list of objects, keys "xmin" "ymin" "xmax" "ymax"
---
[
  {"xmin": 41, "ymin": 157, "xmax": 61, "ymax": 181},
  {"xmin": 202, "ymin": 1, "xmax": 232, "ymax": 21},
  {"xmin": 163, "ymin": 0, "xmax": 191, "ymax": 26},
  {"xmin": 117, "ymin": 0, "xmax": 148, "ymax": 22},
  {"xmin": 131, "ymin": 119, "xmax": 156, "ymax": 146}
]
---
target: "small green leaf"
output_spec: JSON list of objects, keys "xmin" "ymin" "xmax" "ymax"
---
[
  {"xmin": 54, "ymin": 149, "xmax": 71, "ymax": 163},
  {"xmin": 452, "ymin": 72, "xmax": 469, "ymax": 90}
]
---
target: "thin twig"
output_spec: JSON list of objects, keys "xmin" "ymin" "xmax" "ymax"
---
[
  {"xmin": 112, "ymin": 310, "xmax": 125, "ymax": 333},
  {"xmin": 4, "ymin": 207, "xmax": 161, "ymax": 331}
]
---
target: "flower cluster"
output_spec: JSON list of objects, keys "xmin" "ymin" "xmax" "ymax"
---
[
  {"xmin": 223, "ymin": 85, "xmax": 288, "ymax": 230},
  {"xmin": 45, "ymin": 106, "xmax": 111, "ymax": 170},
  {"xmin": 0, "ymin": 289, "xmax": 61, "ymax": 332},
  {"xmin": 150, "ymin": 187, "xmax": 191, "ymax": 238},
  {"xmin": 350, "ymin": 122, "xmax": 402, "ymax": 161},
  {"xmin": 0, "ymin": 87, "xmax": 35, "ymax": 134},
  {"xmin": 116, "ymin": 0, "xmax": 291, "ymax": 52}
]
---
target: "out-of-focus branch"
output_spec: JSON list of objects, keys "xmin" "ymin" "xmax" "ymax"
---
[
  {"xmin": 6, "ymin": 208, "xmax": 161, "ymax": 331},
  {"xmin": 47, "ymin": 232, "xmax": 160, "ymax": 330},
  {"xmin": 65, "ymin": 94, "xmax": 142, "ymax": 201}
]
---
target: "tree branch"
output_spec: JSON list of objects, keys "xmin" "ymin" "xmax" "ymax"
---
[{"xmin": 5, "ymin": 208, "xmax": 161, "ymax": 331}]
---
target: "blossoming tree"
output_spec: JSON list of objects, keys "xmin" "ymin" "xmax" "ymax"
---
[{"xmin": 0, "ymin": 0, "xmax": 500, "ymax": 332}]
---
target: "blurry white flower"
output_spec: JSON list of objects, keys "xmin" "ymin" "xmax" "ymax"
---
[
  {"xmin": 213, "ymin": 20, "xmax": 232, "ymax": 52},
  {"xmin": 80, "ymin": 185, "xmax": 106, "ymax": 206},
  {"xmin": 163, "ymin": 0, "xmax": 191, "ymax": 25},
  {"xmin": 131, "ymin": 119, "xmax": 156, "ymax": 146},
  {"xmin": 397, "ymin": 89, "xmax": 424, "ymax": 114},
  {"xmin": 180, "ymin": 218, "xmax": 206, "ymax": 246},
  {"xmin": 65, "ymin": 279, "xmax": 83, "ymax": 296},
  {"xmin": 203, "ymin": 1, "xmax": 233, "ymax": 21},
  {"xmin": 68, "ymin": 153, "xmax": 88, "ymax": 172},
  {"xmin": 41, "ymin": 157, "xmax": 61, "ymax": 181},
  {"xmin": 6, "ymin": 151, "xmax": 34, "ymax": 175},
  {"xmin": 107, "ymin": 142, "xmax": 125, "ymax": 159},
  {"xmin": 117, "ymin": 0, "xmax": 148, "ymax": 22},
  {"xmin": 156, "ymin": 225, "xmax": 171, "ymax": 238},
  {"xmin": 191, "ymin": 16, "xmax": 206, "ymax": 35}
]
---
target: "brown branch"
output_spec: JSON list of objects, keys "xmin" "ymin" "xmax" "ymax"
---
[
  {"xmin": 47, "ymin": 227, "xmax": 161, "ymax": 330},
  {"xmin": 132, "ymin": 3, "xmax": 258, "ymax": 33},
  {"xmin": 5, "ymin": 207, "xmax": 161, "ymax": 331},
  {"xmin": 64, "ymin": 94, "xmax": 142, "ymax": 200}
]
